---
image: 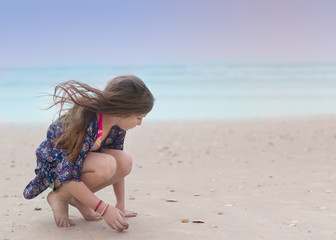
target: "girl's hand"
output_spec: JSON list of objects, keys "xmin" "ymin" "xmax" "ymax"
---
[{"xmin": 103, "ymin": 206, "xmax": 129, "ymax": 232}]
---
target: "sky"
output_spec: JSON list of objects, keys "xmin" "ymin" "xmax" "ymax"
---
[{"xmin": 0, "ymin": 0, "xmax": 336, "ymax": 68}]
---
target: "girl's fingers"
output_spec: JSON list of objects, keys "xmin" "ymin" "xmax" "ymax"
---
[
  {"xmin": 114, "ymin": 221, "xmax": 126, "ymax": 232},
  {"xmin": 117, "ymin": 208, "xmax": 126, "ymax": 219},
  {"xmin": 104, "ymin": 207, "xmax": 128, "ymax": 231},
  {"xmin": 115, "ymin": 214, "xmax": 128, "ymax": 230},
  {"xmin": 111, "ymin": 224, "xmax": 122, "ymax": 232},
  {"xmin": 117, "ymin": 215, "xmax": 129, "ymax": 229},
  {"xmin": 118, "ymin": 218, "xmax": 129, "ymax": 229}
]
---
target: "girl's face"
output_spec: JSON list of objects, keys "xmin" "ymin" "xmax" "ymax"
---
[{"xmin": 117, "ymin": 114, "xmax": 147, "ymax": 131}]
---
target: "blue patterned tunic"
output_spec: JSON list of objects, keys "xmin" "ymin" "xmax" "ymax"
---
[{"xmin": 23, "ymin": 117, "xmax": 126, "ymax": 199}]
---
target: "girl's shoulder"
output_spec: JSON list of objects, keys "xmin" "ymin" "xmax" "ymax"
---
[
  {"xmin": 46, "ymin": 117, "xmax": 98, "ymax": 140},
  {"xmin": 110, "ymin": 125, "xmax": 126, "ymax": 136},
  {"xmin": 101, "ymin": 125, "xmax": 126, "ymax": 150},
  {"xmin": 45, "ymin": 118, "xmax": 63, "ymax": 140}
]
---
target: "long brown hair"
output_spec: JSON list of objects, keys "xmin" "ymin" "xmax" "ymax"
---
[{"xmin": 50, "ymin": 75, "xmax": 155, "ymax": 162}]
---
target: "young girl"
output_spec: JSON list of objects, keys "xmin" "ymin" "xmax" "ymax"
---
[{"xmin": 23, "ymin": 75, "xmax": 155, "ymax": 231}]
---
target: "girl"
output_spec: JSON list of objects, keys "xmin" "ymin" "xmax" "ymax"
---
[{"xmin": 23, "ymin": 75, "xmax": 155, "ymax": 231}]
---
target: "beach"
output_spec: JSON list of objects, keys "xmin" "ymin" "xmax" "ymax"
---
[{"xmin": 1, "ymin": 116, "xmax": 336, "ymax": 240}]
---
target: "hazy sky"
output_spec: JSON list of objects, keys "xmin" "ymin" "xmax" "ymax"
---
[{"xmin": 1, "ymin": 0, "xmax": 335, "ymax": 68}]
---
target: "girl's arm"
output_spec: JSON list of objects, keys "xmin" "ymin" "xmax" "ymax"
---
[{"xmin": 62, "ymin": 180, "xmax": 129, "ymax": 231}]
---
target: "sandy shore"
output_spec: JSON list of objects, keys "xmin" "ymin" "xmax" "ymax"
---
[{"xmin": 1, "ymin": 116, "xmax": 336, "ymax": 239}]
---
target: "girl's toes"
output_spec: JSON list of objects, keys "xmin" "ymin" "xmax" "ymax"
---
[
  {"xmin": 69, "ymin": 219, "xmax": 75, "ymax": 226},
  {"xmin": 124, "ymin": 210, "xmax": 137, "ymax": 218}
]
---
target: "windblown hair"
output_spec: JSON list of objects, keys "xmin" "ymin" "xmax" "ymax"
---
[{"xmin": 50, "ymin": 75, "xmax": 155, "ymax": 163}]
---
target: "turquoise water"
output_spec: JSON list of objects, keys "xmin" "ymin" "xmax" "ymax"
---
[{"xmin": 1, "ymin": 63, "xmax": 336, "ymax": 123}]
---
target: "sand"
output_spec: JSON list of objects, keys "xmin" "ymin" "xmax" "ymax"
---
[{"xmin": 1, "ymin": 116, "xmax": 336, "ymax": 239}]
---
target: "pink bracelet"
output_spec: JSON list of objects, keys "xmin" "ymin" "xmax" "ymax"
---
[
  {"xmin": 94, "ymin": 200, "xmax": 103, "ymax": 212},
  {"xmin": 100, "ymin": 204, "xmax": 109, "ymax": 217}
]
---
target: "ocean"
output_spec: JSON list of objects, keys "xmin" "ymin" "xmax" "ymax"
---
[{"xmin": 1, "ymin": 63, "xmax": 336, "ymax": 123}]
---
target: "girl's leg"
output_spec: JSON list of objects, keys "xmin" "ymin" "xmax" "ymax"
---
[
  {"xmin": 80, "ymin": 152, "xmax": 118, "ymax": 190},
  {"xmin": 90, "ymin": 149, "xmax": 133, "ymax": 192},
  {"xmin": 49, "ymin": 152, "xmax": 117, "ymax": 226},
  {"xmin": 101, "ymin": 150, "xmax": 137, "ymax": 217},
  {"xmin": 68, "ymin": 152, "xmax": 118, "ymax": 221},
  {"xmin": 47, "ymin": 188, "xmax": 75, "ymax": 227},
  {"xmin": 70, "ymin": 150, "xmax": 135, "ymax": 220},
  {"xmin": 49, "ymin": 180, "xmax": 128, "ymax": 231},
  {"xmin": 113, "ymin": 178, "xmax": 137, "ymax": 217}
]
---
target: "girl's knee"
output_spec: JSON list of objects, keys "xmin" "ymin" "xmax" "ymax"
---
[
  {"xmin": 98, "ymin": 154, "xmax": 117, "ymax": 181},
  {"xmin": 118, "ymin": 152, "xmax": 133, "ymax": 177}
]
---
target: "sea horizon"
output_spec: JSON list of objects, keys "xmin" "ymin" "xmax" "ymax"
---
[{"xmin": 1, "ymin": 62, "xmax": 336, "ymax": 124}]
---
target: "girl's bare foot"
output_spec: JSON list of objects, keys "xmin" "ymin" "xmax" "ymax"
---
[
  {"xmin": 123, "ymin": 209, "xmax": 137, "ymax": 218},
  {"xmin": 69, "ymin": 197, "xmax": 101, "ymax": 221},
  {"xmin": 47, "ymin": 191, "xmax": 75, "ymax": 227},
  {"xmin": 115, "ymin": 204, "xmax": 137, "ymax": 218}
]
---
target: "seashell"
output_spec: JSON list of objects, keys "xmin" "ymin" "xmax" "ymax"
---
[{"xmin": 192, "ymin": 220, "xmax": 205, "ymax": 223}]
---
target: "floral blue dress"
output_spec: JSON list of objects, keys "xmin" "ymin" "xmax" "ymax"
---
[{"xmin": 23, "ymin": 117, "xmax": 126, "ymax": 199}]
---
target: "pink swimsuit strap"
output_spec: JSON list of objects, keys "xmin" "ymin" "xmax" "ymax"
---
[
  {"xmin": 91, "ymin": 113, "xmax": 103, "ymax": 151},
  {"xmin": 97, "ymin": 112, "xmax": 103, "ymax": 136}
]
